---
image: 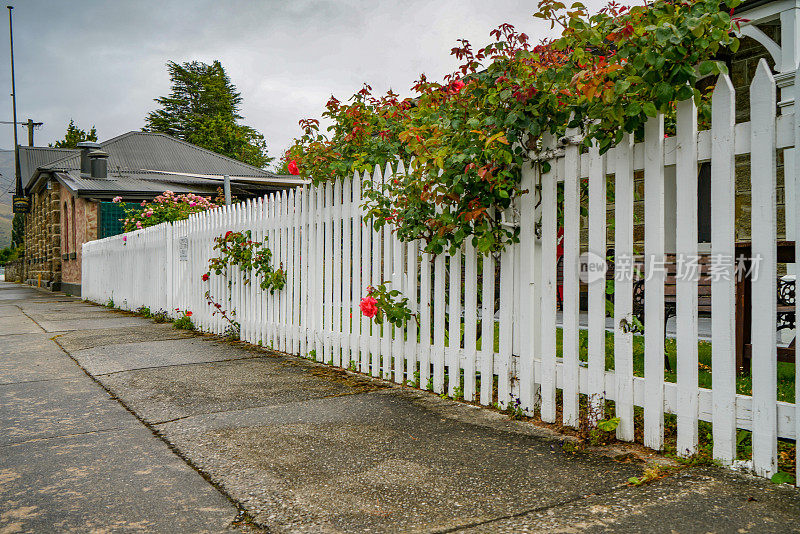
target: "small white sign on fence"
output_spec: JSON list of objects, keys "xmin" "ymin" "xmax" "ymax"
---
[{"xmin": 178, "ymin": 237, "xmax": 189, "ymax": 261}]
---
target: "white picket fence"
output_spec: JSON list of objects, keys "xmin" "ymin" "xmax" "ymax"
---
[{"xmin": 83, "ymin": 61, "xmax": 798, "ymax": 482}]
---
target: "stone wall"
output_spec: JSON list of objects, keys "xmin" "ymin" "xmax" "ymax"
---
[
  {"xmin": 4, "ymin": 258, "xmax": 24, "ymax": 282},
  {"xmin": 23, "ymin": 179, "xmax": 61, "ymax": 289}
]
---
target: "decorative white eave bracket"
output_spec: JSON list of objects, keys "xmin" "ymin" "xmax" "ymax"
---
[
  {"xmin": 733, "ymin": 0, "xmax": 800, "ymax": 111},
  {"xmin": 738, "ymin": 24, "xmax": 783, "ymax": 69}
]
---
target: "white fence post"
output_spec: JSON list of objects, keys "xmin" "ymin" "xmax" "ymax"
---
[
  {"xmin": 644, "ymin": 113, "xmax": 666, "ymax": 451},
  {"xmin": 675, "ymin": 93, "xmax": 700, "ymax": 457},
  {"xmin": 750, "ymin": 59, "xmax": 778, "ymax": 478}
]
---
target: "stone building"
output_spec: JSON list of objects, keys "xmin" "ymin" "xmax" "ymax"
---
[{"xmin": 20, "ymin": 131, "xmax": 303, "ymax": 295}]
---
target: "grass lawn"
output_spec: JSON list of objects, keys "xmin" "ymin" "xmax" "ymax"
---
[{"xmin": 552, "ymin": 328, "xmax": 795, "ymax": 403}]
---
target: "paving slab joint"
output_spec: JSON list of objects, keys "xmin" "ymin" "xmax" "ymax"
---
[{"xmin": 40, "ymin": 318, "xmax": 272, "ymax": 533}]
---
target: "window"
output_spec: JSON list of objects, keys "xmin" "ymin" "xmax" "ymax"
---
[
  {"xmin": 71, "ymin": 197, "xmax": 77, "ymax": 253},
  {"xmin": 63, "ymin": 201, "xmax": 69, "ymax": 254}
]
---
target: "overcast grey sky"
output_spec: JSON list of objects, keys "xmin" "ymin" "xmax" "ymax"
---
[{"xmin": 0, "ymin": 0, "xmax": 628, "ymax": 163}]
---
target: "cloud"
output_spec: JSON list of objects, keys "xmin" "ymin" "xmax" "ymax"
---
[{"xmin": 0, "ymin": 0, "xmax": 624, "ymax": 162}]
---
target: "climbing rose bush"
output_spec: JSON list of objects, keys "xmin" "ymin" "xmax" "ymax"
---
[
  {"xmin": 360, "ymin": 284, "xmax": 415, "ymax": 327},
  {"xmin": 284, "ymin": 0, "xmax": 743, "ymax": 254},
  {"xmin": 204, "ymin": 230, "xmax": 286, "ymax": 293},
  {"xmin": 118, "ymin": 190, "xmax": 220, "ymax": 232}
]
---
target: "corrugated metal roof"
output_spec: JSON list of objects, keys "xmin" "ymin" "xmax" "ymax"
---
[
  {"xmin": 26, "ymin": 131, "xmax": 301, "ymax": 199},
  {"xmin": 19, "ymin": 147, "xmax": 79, "ymax": 188},
  {"xmin": 53, "ymin": 171, "xmax": 281, "ymax": 199},
  {"xmin": 43, "ymin": 131, "xmax": 276, "ymax": 178}
]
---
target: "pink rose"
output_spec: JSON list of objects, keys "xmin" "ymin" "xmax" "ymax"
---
[
  {"xmin": 136, "ymin": 221, "xmax": 143, "ymax": 229},
  {"xmin": 122, "ymin": 236, "xmax": 127, "ymax": 242},
  {"xmin": 359, "ymin": 296, "xmax": 378, "ymax": 318},
  {"xmin": 112, "ymin": 196, "xmax": 122, "ymax": 203}
]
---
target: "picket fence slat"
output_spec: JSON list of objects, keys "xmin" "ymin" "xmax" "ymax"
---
[
  {"xmin": 83, "ymin": 68, "xmax": 796, "ymax": 483},
  {"xmin": 644, "ymin": 114, "xmax": 666, "ymax": 450},
  {"xmin": 518, "ymin": 162, "xmax": 537, "ymax": 414},
  {"xmin": 562, "ymin": 131, "xmax": 581, "ymax": 429},
  {"xmin": 448, "ymin": 251, "xmax": 462, "ymax": 397},
  {"xmin": 587, "ymin": 143, "xmax": 607, "ymax": 422},
  {"xmin": 794, "ymin": 65, "xmax": 800, "ymax": 487},
  {"xmin": 750, "ymin": 59, "xmax": 778, "ymax": 478},
  {"xmin": 420, "ymin": 251, "xmax": 433, "ymax": 390},
  {"xmin": 433, "ymin": 253, "xmax": 446, "ymax": 393},
  {"xmin": 675, "ymin": 94, "xmax": 700, "ymax": 457},
  {"xmin": 540, "ymin": 149, "xmax": 558, "ymax": 423},
  {"xmin": 614, "ymin": 133, "xmax": 635, "ymax": 442},
  {"xmin": 463, "ymin": 242, "xmax": 478, "ymax": 402},
  {"xmin": 479, "ymin": 247, "xmax": 495, "ymax": 407},
  {"xmin": 406, "ymin": 239, "xmax": 419, "ymax": 387}
]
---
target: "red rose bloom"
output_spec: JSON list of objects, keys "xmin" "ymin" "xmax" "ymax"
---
[
  {"xmin": 359, "ymin": 296, "xmax": 378, "ymax": 318},
  {"xmin": 201, "ymin": 273, "xmax": 210, "ymax": 282},
  {"xmin": 287, "ymin": 160, "xmax": 299, "ymax": 176}
]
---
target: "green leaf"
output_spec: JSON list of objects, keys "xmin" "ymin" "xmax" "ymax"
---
[
  {"xmin": 597, "ymin": 417, "xmax": 620, "ymax": 432},
  {"xmin": 698, "ymin": 60, "xmax": 716, "ymax": 76},
  {"xmin": 643, "ymin": 102, "xmax": 658, "ymax": 117},
  {"xmin": 771, "ymin": 472, "xmax": 796, "ymax": 485}
]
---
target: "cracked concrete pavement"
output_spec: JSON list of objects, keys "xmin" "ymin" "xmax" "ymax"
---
[{"xmin": 0, "ymin": 281, "xmax": 798, "ymax": 533}]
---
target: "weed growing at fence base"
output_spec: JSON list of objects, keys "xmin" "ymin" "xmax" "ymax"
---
[{"xmin": 173, "ymin": 309, "xmax": 195, "ymax": 331}]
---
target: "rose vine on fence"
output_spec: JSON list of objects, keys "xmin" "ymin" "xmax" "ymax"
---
[
  {"xmin": 284, "ymin": 0, "xmax": 743, "ymax": 256},
  {"xmin": 360, "ymin": 283, "xmax": 417, "ymax": 328},
  {"xmin": 200, "ymin": 230, "xmax": 286, "ymax": 339},
  {"xmin": 203, "ymin": 230, "xmax": 286, "ymax": 293}
]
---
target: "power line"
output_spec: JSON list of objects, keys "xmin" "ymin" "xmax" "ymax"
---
[{"xmin": 0, "ymin": 120, "xmax": 42, "ymax": 128}]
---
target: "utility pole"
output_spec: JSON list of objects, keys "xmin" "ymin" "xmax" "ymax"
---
[
  {"xmin": 0, "ymin": 120, "xmax": 44, "ymax": 146},
  {"xmin": 7, "ymin": 5, "xmax": 27, "ymax": 213}
]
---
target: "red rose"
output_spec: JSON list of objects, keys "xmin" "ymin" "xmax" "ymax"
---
[
  {"xmin": 201, "ymin": 273, "xmax": 210, "ymax": 281},
  {"xmin": 359, "ymin": 296, "xmax": 378, "ymax": 318},
  {"xmin": 287, "ymin": 160, "xmax": 299, "ymax": 176},
  {"xmin": 225, "ymin": 231, "xmax": 233, "ymax": 238}
]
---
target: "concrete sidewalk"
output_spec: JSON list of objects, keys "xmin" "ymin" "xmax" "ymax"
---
[{"xmin": 1, "ymin": 281, "xmax": 798, "ymax": 533}]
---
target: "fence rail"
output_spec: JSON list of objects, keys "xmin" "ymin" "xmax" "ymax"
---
[{"xmin": 83, "ymin": 62, "xmax": 798, "ymax": 483}]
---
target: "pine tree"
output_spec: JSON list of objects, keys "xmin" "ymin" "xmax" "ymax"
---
[
  {"xmin": 11, "ymin": 213, "xmax": 24, "ymax": 248},
  {"xmin": 144, "ymin": 60, "xmax": 272, "ymax": 168},
  {"xmin": 50, "ymin": 119, "xmax": 98, "ymax": 149}
]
